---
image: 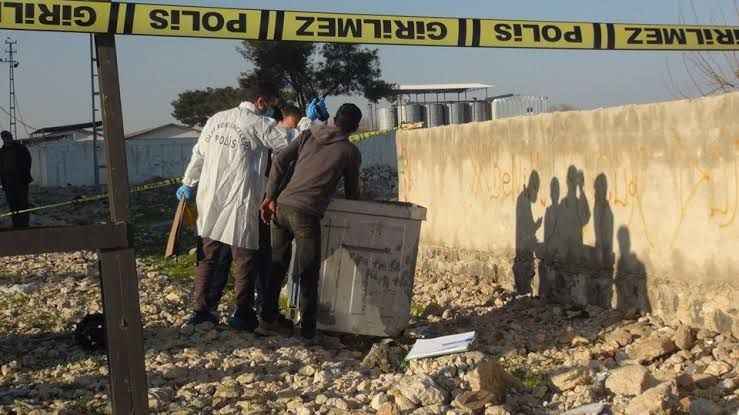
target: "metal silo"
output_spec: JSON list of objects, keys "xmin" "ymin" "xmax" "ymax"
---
[
  {"xmin": 398, "ymin": 103, "xmax": 423, "ymax": 125},
  {"xmin": 469, "ymin": 101, "xmax": 491, "ymax": 122},
  {"xmin": 424, "ymin": 103, "xmax": 446, "ymax": 128},
  {"xmin": 447, "ymin": 102, "xmax": 468, "ymax": 124},
  {"xmin": 377, "ymin": 106, "xmax": 397, "ymax": 130}
]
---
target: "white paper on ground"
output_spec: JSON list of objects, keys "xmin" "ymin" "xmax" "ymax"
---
[{"xmin": 404, "ymin": 331, "xmax": 476, "ymax": 361}]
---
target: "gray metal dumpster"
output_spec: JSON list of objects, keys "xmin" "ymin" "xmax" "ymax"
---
[{"xmin": 287, "ymin": 199, "xmax": 427, "ymax": 337}]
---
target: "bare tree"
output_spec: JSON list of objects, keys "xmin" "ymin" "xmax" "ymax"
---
[{"xmin": 668, "ymin": 0, "xmax": 738, "ymax": 97}]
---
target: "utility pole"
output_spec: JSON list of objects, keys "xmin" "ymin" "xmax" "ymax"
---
[
  {"xmin": 90, "ymin": 34, "xmax": 102, "ymax": 187},
  {"xmin": 0, "ymin": 38, "xmax": 19, "ymax": 139}
]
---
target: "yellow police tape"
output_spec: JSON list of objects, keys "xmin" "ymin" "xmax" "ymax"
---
[{"xmin": 0, "ymin": 0, "xmax": 736, "ymax": 51}]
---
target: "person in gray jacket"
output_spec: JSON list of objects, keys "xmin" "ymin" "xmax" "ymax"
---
[{"xmin": 259, "ymin": 103, "xmax": 362, "ymax": 340}]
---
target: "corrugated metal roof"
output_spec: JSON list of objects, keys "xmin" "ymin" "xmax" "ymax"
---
[
  {"xmin": 124, "ymin": 123, "xmax": 201, "ymax": 140},
  {"xmin": 30, "ymin": 121, "xmax": 102, "ymax": 137},
  {"xmin": 394, "ymin": 83, "xmax": 493, "ymax": 94},
  {"xmin": 74, "ymin": 123, "xmax": 201, "ymax": 142}
]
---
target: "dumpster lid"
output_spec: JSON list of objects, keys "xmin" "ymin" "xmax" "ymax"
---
[{"xmin": 326, "ymin": 199, "xmax": 427, "ymax": 221}]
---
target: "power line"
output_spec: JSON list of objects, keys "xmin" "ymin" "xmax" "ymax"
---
[
  {"xmin": 13, "ymin": 92, "xmax": 33, "ymax": 137},
  {"xmin": 0, "ymin": 104, "xmax": 34, "ymax": 131}
]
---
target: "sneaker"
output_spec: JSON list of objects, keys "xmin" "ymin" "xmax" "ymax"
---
[
  {"xmin": 187, "ymin": 310, "xmax": 219, "ymax": 326},
  {"xmin": 228, "ymin": 310, "xmax": 258, "ymax": 332}
]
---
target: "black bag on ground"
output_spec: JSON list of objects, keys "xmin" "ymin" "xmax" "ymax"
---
[{"xmin": 74, "ymin": 313, "xmax": 106, "ymax": 351}]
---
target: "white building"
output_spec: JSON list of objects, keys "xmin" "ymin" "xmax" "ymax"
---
[
  {"xmin": 26, "ymin": 123, "xmax": 200, "ymax": 187},
  {"xmin": 490, "ymin": 95, "xmax": 551, "ymax": 120}
]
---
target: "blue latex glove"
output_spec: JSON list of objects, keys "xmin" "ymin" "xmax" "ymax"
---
[
  {"xmin": 176, "ymin": 185, "xmax": 194, "ymax": 201},
  {"xmin": 306, "ymin": 98, "xmax": 320, "ymax": 121},
  {"xmin": 316, "ymin": 98, "xmax": 330, "ymax": 122}
]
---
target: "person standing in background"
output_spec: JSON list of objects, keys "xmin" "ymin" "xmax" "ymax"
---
[{"xmin": 0, "ymin": 130, "xmax": 33, "ymax": 228}]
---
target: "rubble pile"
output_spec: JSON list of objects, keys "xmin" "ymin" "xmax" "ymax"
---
[{"xmin": 1, "ymin": 246, "xmax": 737, "ymax": 414}]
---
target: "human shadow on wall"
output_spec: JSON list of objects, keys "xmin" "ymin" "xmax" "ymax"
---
[
  {"xmin": 513, "ymin": 171, "xmax": 541, "ymax": 296},
  {"xmin": 530, "ymin": 166, "xmax": 591, "ymax": 303},
  {"xmin": 537, "ymin": 177, "xmax": 561, "ymax": 301},
  {"xmin": 614, "ymin": 226, "xmax": 651, "ymax": 315},
  {"xmin": 591, "ymin": 173, "xmax": 615, "ymax": 308},
  {"xmin": 559, "ymin": 165, "xmax": 591, "ymax": 267},
  {"xmin": 530, "ymin": 168, "xmax": 650, "ymax": 315}
]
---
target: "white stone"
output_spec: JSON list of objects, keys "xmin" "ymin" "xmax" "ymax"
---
[
  {"xmin": 371, "ymin": 392, "xmax": 390, "ymax": 410},
  {"xmin": 605, "ymin": 365, "xmax": 650, "ymax": 396},
  {"xmin": 396, "ymin": 375, "xmax": 450, "ymax": 406}
]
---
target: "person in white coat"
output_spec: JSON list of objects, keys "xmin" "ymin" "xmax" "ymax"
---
[{"xmin": 176, "ymin": 81, "xmax": 289, "ymax": 330}]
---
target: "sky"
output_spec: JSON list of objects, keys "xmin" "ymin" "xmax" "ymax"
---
[{"xmin": 0, "ymin": 0, "xmax": 736, "ymax": 135}]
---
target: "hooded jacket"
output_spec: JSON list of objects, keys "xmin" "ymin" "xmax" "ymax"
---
[{"xmin": 266, "ymin": 124, "xmax": 361, "ymax": 217}]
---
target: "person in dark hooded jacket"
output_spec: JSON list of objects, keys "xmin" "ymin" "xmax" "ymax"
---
[
  {"xmin": 259, "ymin": 103, "xmax": 362, "ymax": 340},
  {"xmin": 0, "ymin": 130, "xmax": 32, "ymax": 228}
]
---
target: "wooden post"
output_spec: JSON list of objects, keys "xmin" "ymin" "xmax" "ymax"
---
[
  {"xmin": 95, "ymin": 29, "xmax": 149, "ymax": 414},
  {"xmin": 96, "ymin": 33, "xmax": 130, "ymax": 222},
  {"xmin": 98, "ymin": 248, "xmax": 149, "ymax": 414},
  {"xmin": 0, "ymin": 224, "xmax": 129, "ymax": 256},
  {"xmin": 165, "ymin": 200, "xmax": 187, "ymax": 258}
]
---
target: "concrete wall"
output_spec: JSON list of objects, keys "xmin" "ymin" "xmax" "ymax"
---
[
  {"xmin": 354, "ymin": 131, "xmax": 398, "ymax": 170},
  {"xmin": 397, "ymin": 92, "xmax": 739, "ymax": 337},
  {"xmin": 29, "ymin": 138, "xmax": 196, "ymax": 187},
  {"xmin": 28, "ymin": 140, "xmax": 98, "ymax": 187},
  {"xmin": 126, "ymin": 139, "xmax": 197, "ymax": 184}
]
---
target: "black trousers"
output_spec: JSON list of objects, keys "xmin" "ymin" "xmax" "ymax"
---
[
  {"xmin": 3, "ymin": 183, "xmax": 29, "ymax": 228},
  {"xmin": 193, "ymin": 237, "xmax": 259, "ymax": 323},
  {"xmin": 263, "ymin": 205, "xmax": 321, "ymax": 337}
]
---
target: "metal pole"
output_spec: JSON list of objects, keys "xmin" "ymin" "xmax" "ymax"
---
[
  {"xmin": 8, "ymin": 42, "xmax": 12, "ymax": 137},
  {"xmin": 91, "ymin": 35, "xmax": 100, "ymax": 187},
  {"xmin": 368, "ymin": 103, "xmax": 374, "ymax": 131},
  {"xmin": 4, "ymin": 39, "xmax": 19, "ymax": 139}
]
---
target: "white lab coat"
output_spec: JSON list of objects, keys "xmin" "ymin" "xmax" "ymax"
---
[{"xmin": 182, "ymin": 102, "xmax": 289, "ymax": 249}]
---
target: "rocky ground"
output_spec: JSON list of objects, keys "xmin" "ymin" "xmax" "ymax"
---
[{"xmin": 1, "ymin": 172, "xmax": 738, "ymax": 415}]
